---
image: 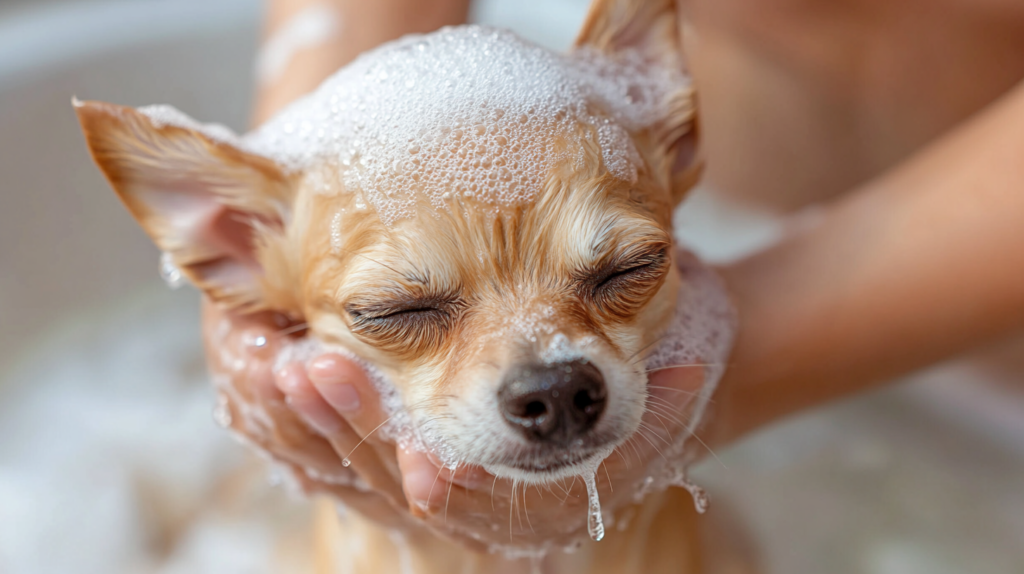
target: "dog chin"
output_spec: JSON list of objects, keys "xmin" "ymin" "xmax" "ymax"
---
[{"xmin": 481, "ymin": 445, "xmax": 620, "ymax": 484}]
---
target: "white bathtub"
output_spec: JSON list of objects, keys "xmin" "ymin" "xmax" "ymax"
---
[{"xmin": 1, "ymin": 2, "xmax": 1021, "ymax": 573}]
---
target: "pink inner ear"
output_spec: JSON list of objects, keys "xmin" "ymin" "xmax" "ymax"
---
[
  {"xmin": 183, "ymin": 204, "xmax": 270, "ymax": 301},
  {"xmin": 201, "ymin": 208, "xmax": 263, "ymax": 270},
  {"xmin": 134, "ymin": 178, "xmax": 272, "ymax": 305}
]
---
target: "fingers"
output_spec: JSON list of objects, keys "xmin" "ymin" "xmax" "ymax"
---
[
  {"xmin": 307, "ymin": 354, "xmax": 404, "ymax": 479},
  {"xmin": 288, "ymin": 464, "xmax": 413, "ymax": 531},
  {"xmin": 397, "ymin": 449, "xmax": 494, "ymax": 516},
  {"xmin": 307, "ymin": 354, "xmax": 386, "ymax": 439},
  {"xmin": 398, "ymin": 449, "xmax": 448, "ymax": 515},
  {"xmin": 276, "ymin": 362, "xmax": 346, "ymax": 435},
  {"xmin": 278, "ymin": 360, "xmax": 408, "ymax": 506}
]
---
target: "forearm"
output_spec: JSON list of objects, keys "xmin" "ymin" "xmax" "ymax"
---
[
  {"xmin": 254, "ymin": 0, "xmax": 471, "ymax": 123},
  {"xmin": 713, "ymin": 79, "xmax": 1024, "ymax": 446}
]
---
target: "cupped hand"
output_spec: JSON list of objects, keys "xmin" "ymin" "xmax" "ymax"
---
[
  {"xmin": 203, "ymin": 252, "xmax": 725, "ymax": 549},
  {"xmin": 275, "ymin": 351, "xmax": 711, "ymax": 551},
  {"xmin": 200, "ymin": 299, "xmax": 412, "ymax": 530}
]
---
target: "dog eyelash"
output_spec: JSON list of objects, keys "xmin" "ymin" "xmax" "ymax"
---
[
  {"xmin": 358, "ymin": 307, "xmax": 448, "ymax": 325},
  {"xmin": 347, "ymin": 298, "xmax": 459, "ymax": 350},
  {"xmin": 591, "ymin": 248, "xmax": 668, "ymax": 295},
  {"xmin": 594, "ymin": 260, "xmax": 660, "ymax": 293},
  {"xmin": 578, "ymin": 247, "xmax": 670, "ymax": 317}
]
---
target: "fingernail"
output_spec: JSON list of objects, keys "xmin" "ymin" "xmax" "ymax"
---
[
  {"xmin": 285, "ymin": 394, "xmax": 343, "ymax": 434},
  {"xmin": 318, "ymin": 382, "xmax": 361, "ymax": 413},
  {"xmin": 309, "ymin": 356, "xmax": 346, "ymax": 382}
]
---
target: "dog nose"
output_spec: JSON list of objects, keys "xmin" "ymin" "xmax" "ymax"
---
[{"xmin": 498, "ymin": 360, "xmax": 607, "ymax": 444}]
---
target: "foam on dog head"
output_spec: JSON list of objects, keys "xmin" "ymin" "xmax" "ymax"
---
[{"xmin": 245, "ymin": 25, "xmax": 690, "ymax": 225}]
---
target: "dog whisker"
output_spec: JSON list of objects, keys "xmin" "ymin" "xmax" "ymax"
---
[
  {"xmin": 643, "ymin": 406, "xmax": 674, "ymax": 437},
  {"xmin": 341, "ymin": 412, "xmax": 397, "ymax": 464},
  {"xmin": 490, "ymin": 474, "xmax": 500, "ymax": 513},
  {"xmin": 601, "ymin": 460, "xmax": 613, "ymax": 493},
  {"xmin": 444, "ymin": 461, "xmax": 457, "ymax": 524},
  {"xmin": 626, "ymin": 333, "xmax": 668, "ymax": 363},
  {"xmin": 428, "ymin": 461, "xmax": 447, "ymax": 514},
  {"xmin": 645, "ymin": 362, "xmax": 728, "ymax": 374},
  {"xmin": 633, "ymin": 424, "xmax": 669, "ymax": 460},
  {"xmin": 523, "ymin": 484, "xmax": 535, "ymax": 534},
  {"xmin": 275, "ymin": 322, "xmax": 309, "ymax": 337},
  {"xmin": 646, "ymin": 385, "xmax": 705, "ymax": 398}
]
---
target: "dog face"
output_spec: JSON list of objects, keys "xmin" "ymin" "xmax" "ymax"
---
[{"xmin": 77, "ymin": 0, "xmax": 698, "ymax": 482}]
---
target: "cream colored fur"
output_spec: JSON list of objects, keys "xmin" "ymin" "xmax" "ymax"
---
[{"xmin": 76, "ymin": 0, "xmax": 756, "ymax": 572}]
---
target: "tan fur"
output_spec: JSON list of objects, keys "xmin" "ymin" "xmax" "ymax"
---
[
  {"xmin": 75, "ymin": 100, "xmax": 303, "ymax": 314},
  {"xmin": 75, "ymin": 0, "xmax": 757, "ymax": 572}
]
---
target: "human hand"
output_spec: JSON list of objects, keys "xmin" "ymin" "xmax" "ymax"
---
[
  {"xmin": 200, "ymin": 299, "xmax": 413, "ymax": 530},
  {"xmin": 274, "ymin": 352, "xmax": 711, "ymax": 551}
]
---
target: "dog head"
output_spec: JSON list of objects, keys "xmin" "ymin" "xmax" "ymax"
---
[{"xmin": 77, "ymin": 0, "xmax": 699, "ymax": 482}]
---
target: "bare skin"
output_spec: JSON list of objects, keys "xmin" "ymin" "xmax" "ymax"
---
[{"xmin": 203, "ymin": 0, "xmax": 1024, "ymax": 546}]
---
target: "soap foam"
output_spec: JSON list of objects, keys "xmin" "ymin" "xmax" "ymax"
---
[{"xmin": 243, "ymin": 25, "xmax": 690, "ymax": 225}]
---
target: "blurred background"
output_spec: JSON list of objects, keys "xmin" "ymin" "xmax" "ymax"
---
[{"xmin": 0, "ymin": 0, "xmax": 1021, "ymax": 573}]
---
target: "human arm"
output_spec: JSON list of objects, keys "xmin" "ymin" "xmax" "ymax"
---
[
  {"xmin": 254, "ymin": 0, "xmax": 472, "ymax": 123},
  {"xmin": 706, "ymin": 78, "xmax": 1024, "ymax": 447}
]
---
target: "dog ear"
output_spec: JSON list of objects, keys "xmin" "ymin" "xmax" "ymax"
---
[
  {"xmin": 75, "ymin": 99, "xmax": 297, "ymax": 313},
  {"xmin": 575, "ymin": 0, "xmax": 683, "ymax": 68},
  {"xmin": 575, "ymin": 0, "xmax": 701, "ymax": 205}
]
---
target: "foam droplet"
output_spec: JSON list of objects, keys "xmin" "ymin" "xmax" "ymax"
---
[
  {"xmin": 158, "ymin": 252, "xmax": 185, "ymax": 289},
  {"xmin": 212, "ymin": 393, "xmax": 232, "ymax": 429},
  {"xmin": 584, "ymin": 472, "xmax": 604, "ymax": 541},
  {"xmin": 341, "ymin": 458, "xmax": 351, "ymax": 467},
  {"xmin": 674, "ymin": 475, "xmax": 710, "ymax": 514}
]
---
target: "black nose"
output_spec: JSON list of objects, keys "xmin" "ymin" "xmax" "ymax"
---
[{"xmin": 498, "ymin": 360, "xmax": 607, "ymax": 444}]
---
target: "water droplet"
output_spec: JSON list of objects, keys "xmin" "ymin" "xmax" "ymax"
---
[
  {"xmin": 342, "ymin": 458, "xmax": 351, "ymax": 467},
  {"xmin": 584, "ymin": 472, "xmax": 604, "ymax": 541},
  {"xmin": 158, "ymin": 252, "xmax": 185, "ymax": 289}
]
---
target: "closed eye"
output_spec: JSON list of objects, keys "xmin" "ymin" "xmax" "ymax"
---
[
  {"xmin": 349, "ymin": 304, "xmax": 449, "ymax": 327},
  {"xmin": 594, "ymin": 260, "xmax": 662, "ymax": 295},
  {"xmin": 578, "ymin": 246, "xmax": 670, "ymax": 317},
  {"xmin": 371, "ymin": 307, "xmax": 443, "ymax": 320},
  {"xmin": 346, "ymin": 296, "xmax": 460, "ymax": 353}
]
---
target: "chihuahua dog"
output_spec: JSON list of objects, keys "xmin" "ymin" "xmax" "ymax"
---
[{"xmin": 77, "ymin": 0, "xmax": 748, "ymax": 571}]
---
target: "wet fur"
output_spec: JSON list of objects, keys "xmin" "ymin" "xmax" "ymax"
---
[{"xmin": 74, "ymin": 0, "xmax": 755, "ymax": 572}]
